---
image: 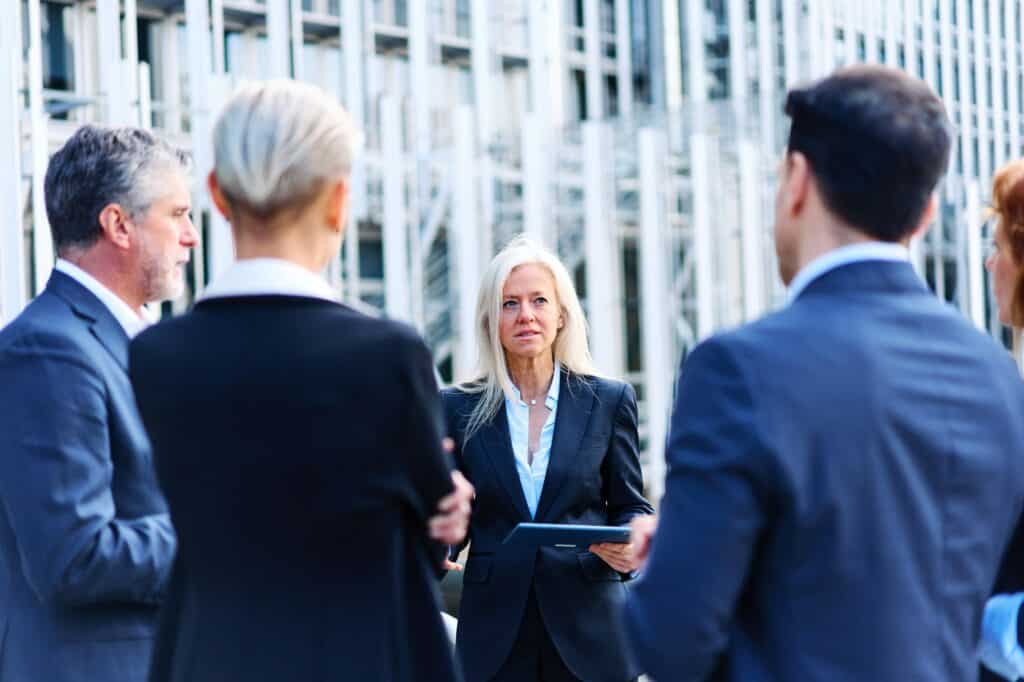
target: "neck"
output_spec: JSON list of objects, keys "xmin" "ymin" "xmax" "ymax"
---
[
  {"xmin": 793, "ymin": 216, "xmax": 881, "ymax": 276},
  {"xmin": 63, "ymin": 247, "xmax": 146, "ymax": 313},
  {"xmin": 507, "ymin": 354, "xmax": 555, "ymax": 401},
  {"xmin": 231, "ymin": 218, "xmax": 330, "ymax": 274}
]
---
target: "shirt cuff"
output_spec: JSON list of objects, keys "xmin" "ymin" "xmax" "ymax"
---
[{"xmin": 981, "ymin": 593, "xmax": 1024, "ymax": 680}]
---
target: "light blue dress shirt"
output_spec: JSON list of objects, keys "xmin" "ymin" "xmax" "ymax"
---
[
  {"xmin": 786, "ymin": 241, "xmax": 911, "ymax": 303},
  {"xmin": 504, "ymin": 364, "xmax": 561, "ymax": 519},
  {"xmin": 981, "ymin": 593, "xmax": 1024, "ymax": 680}
]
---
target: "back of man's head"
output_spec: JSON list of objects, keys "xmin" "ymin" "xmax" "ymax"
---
[
  {"xmin": 44, "ymin": 125, "xmax": 190, "ymax": 256},
  {"xmin": 785, "ymin": 65, "xmax": 952, "ymax": 242}
]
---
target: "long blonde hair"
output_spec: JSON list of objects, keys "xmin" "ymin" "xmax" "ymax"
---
[{"xmin": 458, "ymin": 236, "xmax": 596, "ymax": 442}]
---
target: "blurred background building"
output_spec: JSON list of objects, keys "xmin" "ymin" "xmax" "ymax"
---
[{"xmin": 2, "ymin": 0, "xmax": 1021, "ymax": 500}]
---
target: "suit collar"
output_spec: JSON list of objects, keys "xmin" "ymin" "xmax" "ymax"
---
[
  {"xmin": 47, "ymin": 271, "xmax": 130, "ymax": 371},
  {"xmin": 794, "ymin": 259, "xmax": 929, "ymax": 302},
  {"xmin": 534, "ymin": 371, "xmax": 594, "ymax": 522}
]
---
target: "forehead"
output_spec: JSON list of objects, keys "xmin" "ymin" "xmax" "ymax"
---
[
  {"xmin": 149, "ymin": 169, "xmax": 192, "ymax": 206},
  {"xmin": 502, "ymin": 263, "xmax": 555, "ymax": 295}
]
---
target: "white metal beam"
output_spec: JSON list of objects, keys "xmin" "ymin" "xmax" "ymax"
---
[
  {"xmin": 582, "ymin": 121, "xmax": 623, "ymax": 375},
  {"xmin": 782, "ymin": 0, "xmax": 800, "ymax": 85},
  {"xmin": 966, "ymin": 180, "xmax": 985, "ymax": 329},
  {"xmin": 212, "ymin": 0, "xmax": 225, "ymax": 75},
  {"xmin": 97, "ymin": 0, "xmax": 126, "ymax": 123},
  {"xmin": 452, "ymin": 107, "xmax": 480, "ymax": 380},
  {"xmin": 1007, "ymin": 0, "xmax": 1021, "ymax": 157},
  {"xmin": 342, "ymin": 0, "xmax": 365, "ymax": 303},
  {"xmin": 739, "ymin": 139, "xmax": 764, "ymax": 318},
  {"xmin": 956, "ymin": 0, "xmax": 974, "ymax": 181},
  {"xmin": 973, "ymin": 0, "xmax": 990, "ymax": 183},
  {"xmin": 1, "ymin": 0, "xmax": 25, "ymax": 322},
  {"xmin": 756, "ymin": 0, "xmax": 777, "ymax": 153},
  {"xmin": 884, "ymin": 0, "xmax": 897, "ymax": 67},
  {"xmin": 267, "ymin": 0, "xmax": 291, "ymax": 78},
  {"xmin": 662, "ymin": 0, "xmax": 683, "ymax": 110},
  {"xmin": 614, "ymin": 0, "xmax": 633, "ymax": 120},
  {"xmin": 584, "ymin": 0, "xmax": 604, "ymax": 120},
  {"xmin": 291, "ymin": 0, "xmax": 305, "ymax": 81},
  {"xmin": 381, "ymin": 95, "xmax": 410, "ymax": 321},
  {"xmin": 27, "ymin": 0, "xmax": 51, "ymax": 294},
  {"xmin": 521, "ymin": 113, "xmax": 549, "ymax": 246},
  {"xmin": 470, "ymin": 0, "xmax": 494, "ymax": 232},
  {"xmin": 638, "ymin": 128, "xmax": 670, "ymax": 504},
  {"xmin": 990, "ymin": 0, "xmax": 1005, "ymax": 169}
]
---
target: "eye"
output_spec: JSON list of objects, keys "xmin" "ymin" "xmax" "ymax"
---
[
  {"xmin": 502, "ymin": 300, "xmax": 518, "ymax": 309},
  {"xmin": 534, "ymin": 297, "xmax": 548, "ymax": 305}
]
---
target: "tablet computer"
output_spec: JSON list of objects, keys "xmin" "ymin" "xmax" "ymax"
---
[{"xmin": 501, "ymin": 522, "xmax": 631, "ymax": 548}]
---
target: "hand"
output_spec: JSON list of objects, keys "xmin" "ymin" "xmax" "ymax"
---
[
  {"xmin": 629, "ymin": 515, "xmax": 658, "ymax": 571},
  {"xmin": 428, "ymin": 469, "xmax": 474, "ymax": 546},
  {"xmin": 442, "ymin": 559, "xmax": 463, "ymax": 572},
  {"xmin": 588, "ymin": 542, "xmax": 640, "ymax": 574}
]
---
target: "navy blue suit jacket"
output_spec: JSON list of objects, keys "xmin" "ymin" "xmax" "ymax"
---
[
  {"xmin": 443, "ymin": 372, "xmax": 653, "ymax": 682},
  {"xmin": 624, "ymin": 260, "xmax": 1024, "ymax": 681},
  {"xmin": 0, "ymin": 272, "xmax": 176, "ymax": 681}
]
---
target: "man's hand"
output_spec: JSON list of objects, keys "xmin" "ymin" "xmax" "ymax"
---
[
  {"xmin": 589, "ymin": 542, "xmax": 640, "ymax": 573},
  {"xmin": 628, "ymin": 514, "xmax": 658, "ymax": 572},
  {"xmin": 429, "ymin": 463, "xmax": 474, "ymax": 546}
]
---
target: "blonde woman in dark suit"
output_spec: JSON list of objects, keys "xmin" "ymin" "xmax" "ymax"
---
[{"xmin": 442, "ymin": 237, "xmax": 653, "ymax": 682}]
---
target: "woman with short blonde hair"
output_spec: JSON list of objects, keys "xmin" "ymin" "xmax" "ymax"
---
[{"xmin": 442, "ymin": 236, "xmax": 653, "ymax": 682}]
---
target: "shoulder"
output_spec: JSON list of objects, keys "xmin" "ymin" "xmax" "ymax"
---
[{"xmin": 0, "ymin": 294, "xmax": 93, "ymax": 364}]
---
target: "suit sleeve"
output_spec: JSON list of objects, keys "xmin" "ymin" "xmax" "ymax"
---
[
  {"xmin": 622, "ymin": 338, "xmax": 780, "ymax": 681},
  {"xmin": 602, "ymin": 382, "xmax": 655, "ymax": 527},
  {"xmin": 0, "ymin": 333, "xmax": 175, "ymax": 607},
  {"xmin": 399, "ymin": 337, "xmax": 455, "ymax": 565},
  {"xmin": 440, "ymin": 390, "xmax": 472, "ymax": 561}
]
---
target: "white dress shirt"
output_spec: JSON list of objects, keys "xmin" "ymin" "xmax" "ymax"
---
[
  {"xmin": 787, "ymin": 241, "xmax": 911, "ymax": 303},
  {"xmin": 199, "ymin": 258, "xmax": 338, "ymax": 302},
  {"xmin": 504, "ymin": 364, "xmax": 561, "ymax": 519},
  {"xmin": 55, "ymin": 259, "xmax": 152, "ymax": 338}
]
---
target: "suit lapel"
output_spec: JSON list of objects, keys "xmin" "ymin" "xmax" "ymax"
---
[
  {"xmin": 534, "ymin": 372, "xmax": 595, "ymax": 522},
  {"xmin": 476, "ymin": 406, "xmax": 533, "ymax": 522},
  {"xmin": 48, "ymin": 271, "xmax": 130, "ymax": 372}
]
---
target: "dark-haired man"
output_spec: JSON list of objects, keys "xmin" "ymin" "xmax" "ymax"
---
[
  {"xmin": 0, "ymin": 125, "xmax": 196, "ymax": 681},
  {"xmin": 622, "ymin": 65, "xmax": 1024, "ymax": 681}
]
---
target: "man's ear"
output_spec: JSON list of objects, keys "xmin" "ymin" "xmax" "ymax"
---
[
  {"xmin": 208, "ymin": 172, "xmax": 233, "ymax": 223},
  {"xmin": 97, "ymin": 203, "xmax": 133, "ymax": 250},
  {"xmin": 780, "ymin": 152, "xmax": 811, "ymax": 222},
  {"xmin": 906, "ymin": 192, "xmax": 937, "ymax": 244}
]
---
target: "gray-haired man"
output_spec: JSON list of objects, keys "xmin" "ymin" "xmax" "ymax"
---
[{"xmin": 0, "ymin": 125, "xmax": 196, "ymax": 681}]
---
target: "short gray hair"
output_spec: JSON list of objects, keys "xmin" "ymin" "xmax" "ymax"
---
[
  {"xmin": 212, "ymin": 79, "xmax": 362, "ymax": 217},
  {"xmin": 44, "ymin": 125, "xmax": 191, "ymax": 254}
]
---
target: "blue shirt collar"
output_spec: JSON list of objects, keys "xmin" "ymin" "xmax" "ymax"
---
[{"xmin": 787, "ymin": 241, "xmax": 910, "ymax": 303}]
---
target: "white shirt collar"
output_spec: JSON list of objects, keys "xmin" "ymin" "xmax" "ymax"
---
[
  {"xmin": 55, "ymin": 259, "xmax": 152, "ymax": 338},
  {"xmin": 787, "ymin": 242, "xmax": 910, "ymax": 303},
  {"xmin": 198, "ymin": 258, "xmax": 338, "ymax": 303}
]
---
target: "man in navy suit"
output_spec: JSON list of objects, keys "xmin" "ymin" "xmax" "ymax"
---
[
  {"xmin": 623, "ymin": 65, "xmax": 1024, "ymax": 681},
  {"xmin": 0, "ymin": 126, "xmax": 196, "ymax": 681}
]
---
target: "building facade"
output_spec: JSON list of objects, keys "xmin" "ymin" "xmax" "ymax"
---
[{"xmin": 2, "ymin": 0, "xmax": 1021, "ymax": 499}]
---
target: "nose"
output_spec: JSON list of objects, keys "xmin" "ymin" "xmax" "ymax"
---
[
  {"xmin": 181, "ymin": 217, "xmax": 200, "ymax": 248},
  {"xmin": 516, "ymin": 301, "xmax": 535, "ymax": 323}
]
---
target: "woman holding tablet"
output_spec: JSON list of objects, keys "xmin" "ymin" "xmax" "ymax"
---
[{"xmin": 442, "ymin": 236, "xmax": 653, "ymax": 682}]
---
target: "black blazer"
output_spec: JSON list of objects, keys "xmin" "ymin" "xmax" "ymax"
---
[
  {"xmin": 983, "ymin": 515, "xmax": 1024, "ymax": 681},
  {"xmin": 130, "ymin": 295, "xmax": 460, "ymax": 682},
  {"xmin": 442, "ymin": 371, "xmax": 653, "ymax": 682}
]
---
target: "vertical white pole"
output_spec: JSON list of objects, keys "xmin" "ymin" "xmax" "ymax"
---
[
  {"xmin": 903, "ymin": 0, "xmax": 918, "ymax": 75},
  {"xmin": 739, "ymin": 139, "xmax": 764, "ymax": 318},
  {"xmin": 844, "ymin": 0, "xmax": 859, "ymax": 66},
  {"xmin": 686, "ymin": 0, "xmax": 714, "ymax": 338},
  {"xmin": 583, "ymin": 121, "xmax": 623, "ymax": 375},
  {"xmin": 782, "ymin": 0, "xmax": 800, "ymax": 86},
  {"xmin": 956, "ymin": 0, "xmax": 974, "ymax": 181},
  {"xmin": 138, "ymin": 62, "xmax": 152, "ymax": 129},
  {"xmin": 615, "ymin": 0, "xmax": 633, "ymax": 120},
  {"xmin": 966, "ymin": 180, "xmax": 985, "ymax": 330},
  {"xmin": 756, "ymin": 0, "xmax": 777, "ymax": 153},
  {"xmin": 990, "ymin": 0, "xmax": 1005, "ymax": 169},
  {"xmin": 381, "ymin": 95, "xmax": 410, "ymax": 321},
  {"xmin": 470, "ymin": 0, "xmax": 494, "ymax": 231},
  {"xmin": 267, "ymin": 0, "xmax": 291, "ymax": 78},
  {"xmin": 452, "ymin": 107, "xmax": 480, "ymax": 380},
  {"xmin": 1, "ymin": 0, "xmax": 25, "ymax": 321},
  {"xmin": 212, "ymin": 0, "xmax": 225, "ymax": 75},
  {"xmin": 973, "ymin": 0, "xmax": 990, "ymax": 184},
  {"xmin": 27, "ymin": 0, "xmax": 52, "ymax": 294},
  {"xmin": 161, "ymin": 16, "xmax": 183, "ymax": 133},
  {"xmin": 662, "ymin": 0, "xmax": 683, "ymax": 111},
  {"xmin": 584, "ymin": 0, "xmax": 604, "ymax": 120},
  {"xmin": 638, "ymin": 128, "xmax": 671, "ymax": 504},
  {"xmin": 1006, "ymin": 0, "xmax": 1021, "ymax": 157},
  {"xmin": 522, "ymin": 113, "xmax": 549, "ymax": 246},
  {"xmin": 291, "ymin": 0, "xmax": 305, "ymax": 81},
  {"xmin": 884, "ymin": 1, "xmax": 897, "ymax": 67},
  {"xmin": 97, "ymin": 0, "xmax": 125, "ymax": 123},
  {"xmin": 342, "ymin": 0, "xmax": 365, "ymax": 303}
]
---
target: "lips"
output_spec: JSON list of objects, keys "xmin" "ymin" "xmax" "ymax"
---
[{"xmin": 515, "ymin": 330, "xmax": 540, "ymax": 339}]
